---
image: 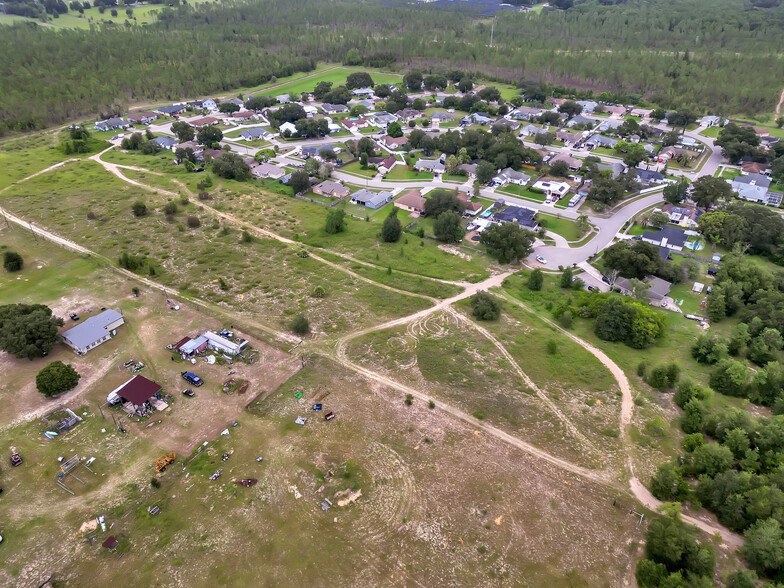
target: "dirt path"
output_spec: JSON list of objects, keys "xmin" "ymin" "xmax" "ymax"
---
[{"xmin": 777, "ymin": 86, "xmax": 784, "ymax": 116}]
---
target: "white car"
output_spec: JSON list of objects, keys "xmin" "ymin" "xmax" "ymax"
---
[{"xmin": 536, "ymin": 256, "xmax": 547, "ymax": 264}]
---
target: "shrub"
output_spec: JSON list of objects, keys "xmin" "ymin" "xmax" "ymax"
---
[
  {"xmin": 527, "ymin": 269, "xmax": 544, "ymax": 290},
  {"xmin": 311, "ymin": 285, "xmax": 326, "ymax": 298},
  {"xmin": 241, "ymin": 230, "xmax": 253, "ymax": 243},
  {"xmin": 470, "ymin": 291, "xmax": 501, "ymax": 321},
  {"xmin": 428, "ymin": 400, "xmax": 435, "ymax": 409},
  {"xmin": 3, "ymin": 251, "xmax": 23, "ymax": 272},
  {"xmin": 163, "ymin": 202, "xmax": 178, "ymax": 215},
  {"xmin": 546, "ymin": 340, "xmax": 558, "ymax": 355},
  {"xmin": 198, "ymin": 192, "xmax": 212, "ymax": 200},
  {"xmin": 131, "ymin": 200, "xmax": 148, "ymax": 217},
  {"xmin": 405, "ymin": 394, "xmax": 413, "ymax": 406},
  {"xmin": 558, "ymin": 310, "xmax": 573, "ymax": 329},
  {"xmin": 151, "ymin": 477, "xmax": 161, "ymax": 489},
  {"xmin": 290, "ymin": 314, "xmax": 310, "ymax": 336},
  {"xmin": 36, "ymin": 361, "xmax": 80, "ymax": 397},
  {"xmin": 186, "ymin": 216, "xmax": 201, "ymax": 228},
  {"xmin": 637, "ymin": 361, "xmax": 647, "ymax": 378}
]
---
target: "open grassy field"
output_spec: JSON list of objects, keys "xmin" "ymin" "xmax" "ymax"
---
[
  {"xmin": 247, "ymin": 67, "xmax": 403, "ymax": 99},
  {"xmin": 537, "ymin": 213, "xmax": 584, "ymax": 241}
]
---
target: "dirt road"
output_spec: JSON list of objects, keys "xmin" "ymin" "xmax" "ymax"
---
[{"xmin": 777, "ymin": 86, "xmax": 784, "ymax": 116}]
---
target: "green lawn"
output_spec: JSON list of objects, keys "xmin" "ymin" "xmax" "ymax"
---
[
  {"xmin": 496, "ymin": 185, "xmax": 546, "ymax": 202},
  {"xmin": 340, "ymin": 161, "xmax": 378, "ymax": 178},
  {"xmin": 384, "ymin": 166, "xmax": 434, "ymax": 181},
  {"xmin": 536, "ymin": 213, "xmax": 584, "ymax": 241},
  {"xmin": 699, "ymin": 126, "xmax": 721, "ymax": 138},
  {"xmin": 243, "ymin": 67, "xmax": 403, "ymax": 100}
]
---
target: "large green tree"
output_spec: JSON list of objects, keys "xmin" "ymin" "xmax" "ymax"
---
[
  {"xmin": 432, "ymin": 210, "xmax": 464, "ymax": 243},
  {"xmin": 36, "ymin": 360, "xmax": 80, "ymax": 397},
  {"xmin": 480, "ymin": 223, "xmax": 535, "ymax": 264},
  {"xmin": 0, "ymin": 303, "xmax": 63, "ymax": 360}
]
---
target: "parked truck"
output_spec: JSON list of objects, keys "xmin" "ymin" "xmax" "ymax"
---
[{"xmin": 181, "ymin": 371, "xmax": 203, "ymax": 387}]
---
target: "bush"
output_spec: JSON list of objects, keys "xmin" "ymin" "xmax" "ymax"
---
[
  {"xmin": 546, "ymin": 340, "xmax": 558, "ymax": 355},
  {"xmin": 163, "ymin": 202, "xmax": 178, "ymax": 215},
  {"xmin": 558, "ymin": 310, "xmax": 573, "ymax": 329},
  {"xmin": 290, "ymin": 314, "xmax": 310, "ymax": 336},
  {"xmin": 405, "ymin": 394, "xmax": 413, "ymax": 406},
  {"xmin": 325, "ymin": 209, "xmax": 347, "ymax": 234},
  {"xmin": 3, "ymin": 251, "xmax": 23, "ymax": 272},
  {"xmin": 526, "ymin": 269, "xmax": 543, "ymax": 291},
  {"xmin": 311, "ymin": 285, "xmax": 326, "ymax": 298},
  {"xmin": 186, "ymin": 216, "xmax": 201, "ymax": 228},
  {"xmin": 637, "ymin": 361, "xmax": 647, "ymax": 378},
  {"xmin": 381, "ymin": 208, "xmax": 402, "ymax": 243},
  {"xmin": 151, "ymin": 477, "xmax": 161, "ymax": 489},
  {"xmin": 36, "ymin": 361, "xmax": 80, "ymax": 397},
  {"xmin": 131, "ymin": 200, "xmax": 148, "ymax": 217},
  {"xmin": 241, "ymin": 230, "xmax": 253, "ymax": 243},
  {"xmin": 470, "ymin": 291, "xmax": 501, "ymax": 321}
]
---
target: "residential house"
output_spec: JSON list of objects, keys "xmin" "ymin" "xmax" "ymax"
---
[
  {"xmin": 396, "ymin": 108, "xmax": 422, "ymax": 122},
  {"xmin": 126, "ymin": 112, "xmax": 157, "ymax": 124},
  {"xmin": 492, "ymin": 118, "xmax": 520, "ymax": 132},
  {"xmin": 279, "ymin": 121, "xmax": 298, "ymax": 135},
  {"xmin": 188, "ymin": 99, "xmax": 217, "ymax": 111},
  {"xmin": 326, "ymin": 120, "xmax": 342, "ymax": 134},
  {"xmin": 604, "ymin": 104, "xmax": 628, "ymax": 116},
  {"xmin": 369, "ymin": 111, "xmax": 398, "ymax": 127},
  {"xmin": 94, "ymin": 117, "xmax": 129, "ymax": 132},
  {"xmin": 596, "ymin": 119, "xmax": 623, "ymax": 133},
  {"xmin": 510, "ymin": 106, "xmax": 545, "ymax": 120},
  {"xmin": 369, "ymin": 155, "xmax": 397, "ymax": 174},
  {"xmin": 394, "ymin": 189, "xmax": 427, "ymax": 215},
  {"xmin": 700, "ymin": 115, "xmax": 725, "ymax": 127},
  {"xmin": 556, "ymin": 131, "xmax": 583, "ymax": 146},
  {"xmin": 106, "ymin": 375, "xmax": 162, "ymax": 414},
  {"xmin": 350, "ymin": 189, "xmax": 394, "ymax": 209},
  {"xmin": 633, "ymin": 168, "xmax": 667, "ymax": 186},
  {"xmin": 151, "ymin": 136, "xmax": 178, "ymax": 150},
  {"xmin": 741, "ymin": 161, "xmax": 770, "ymax": 175},
  {"xmin": 631, "ymin": 108, "xmax": 653, "ymax": 119},
  {"xmin": 62, "ymin": 309, "xmax": 125, "ymax": 355},
  {"xmin": 550, "ymin": 152, "xmax": 582, "ymax": 171},
  {"xmin": 458, "ymin": 162, "xmax": 478, "ymax": 178},
  {"xmin": 642, "ymin": 226, "xmax": 687, "ymax": 251},
  {"xmin": 492, "ymin": 167, "xmax": 531, "ymax": 187},
  {"xmin": 379, "ymin": 135, "xmax": 408, "ymax": 150},
  {"xmin": 239, "ymin": 128, "xmax": 273, "ymax": 141},
  {"xmin": 661, "ymin": 204, "xmax": 704, "ymax": 229},
  {"xmin": 730, "ymin": 173, "xmax": 782, "ymax": 206},
  {"xmin": 492, "ymin": 205, "xmax": 539, "ymax": 230},
  {"xmin": 204, "ymin": 331, "xmax": 249, "ymax": 356},
  {"xmin": 222, "ymin": 98, "xmax": 245, "ymax": 108},
  {"xmin": 518, "ymin": 124, "xmax": 542, "ymax": 137},
  {"xmin": 614, "ymin": 275, "xmax": 672, "ymax": 305},
  {"xmin": 596, "ymin": 162, "xmax": 627, "ymax": 178},
  {"xmin": 251, "ymin": 162, "xmax": 286, "ymax": 180},
  {"xmin": 321, "ymin": 103, "xmax": 349, "ymax": 115},
  {"xmin": 312, "ymin": 180, "xmax": 350, "ymax": 198},
  {"xmin": 342, "ymin": 117, "xmax": 369, "ymax": 131},
  {"xmin": 585, "ymin": 134, "xmax": 618, "ymax": 149},
  {"xmin": 190, "ymin": 116, "xmax": 220, "ymax": 128},
  {"xmin": 301, "ymin": 144, "xmax": 340, "ymax": 160},
  {"xmin": 349, "ymin": 99, "xmax": 375, "ymax": 111},
  {"xmin": 456, "ymin": 193, "xmax": 482, "ymax": 216},
  {"xmin": 351, "ymin": 88, "xmax": 375, "ymax": 98},
  {"xmin": 231, "ymin": 111, "xmax": 260, "ymax": 122},
  {"xmin": 431, "ymin": 111, "xmax": 454, "ymax": 123},
  {"xmin": 576, "ymin": 100, "xmax": 598, "ymax": 113},
  {"xmin": 155, "ymin": 104, "xmax": 187, "ymax": 116},
  {"xmin": 566, "ymin": 114, "xmax": 594, "ymax": 128},
  {"xmin": 302, "ymin": 105, "xmax": 318, "ymax": 117},
  {"xmin": 462, "ymin": 112, "xmax": 493, "ymax": 126},
  {"xmin": 532, "ymin": 180, "xmax": 570, "ymax": 199},
  {"xmin": 276, "ymin": 95, "xmax": 291, "ymax": 104},
  {"xmin": 414, "ymin": 158, "xmax": 446, "ymax": 175},
  {"xmin": 658, "ymin": 146, "xmax": 693, "ymax": 162}
]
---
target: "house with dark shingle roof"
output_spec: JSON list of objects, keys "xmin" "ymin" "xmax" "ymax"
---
[
  {"xmin": 492, "ymin": 205, "xmax": 539, "ymax": 230},
  {"xmin": 642, "ymin": 226, "xmax": 687, "ymax": 251}
]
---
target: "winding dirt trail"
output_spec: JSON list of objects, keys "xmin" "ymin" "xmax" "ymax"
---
[
  {"xmin": 777, "ymin": 86, "xmax": 784, "ymax": 116},
  {"xmin": 1, "ymin": 146, "xmax": 744, "ymax": 547}
]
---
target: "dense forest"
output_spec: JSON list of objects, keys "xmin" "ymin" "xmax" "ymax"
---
[{"xmin": 1, "ymin": 0, "xmax": 783, "ymax": 132}]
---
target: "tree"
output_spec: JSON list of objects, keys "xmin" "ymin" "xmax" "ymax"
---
[
  {"xmin": 433, "ymin": 210, "xmax": 464, "ymax": 243},
  {"xmin": 681, "ymin": 399, "xmax": 705, "ymax": 434},
  {"xmin": 3, "ymin": 251, "xmax": 24, "ymax": 272},
  {"xmin": 710, "ymin": 358, "xmax": 750, "ymax": 397},
  {"xmin": 588, "ymin": 176, "xmax": 626, "ymax": 207},
  {"xmin": 622, "ymin": 144, "xmax": 647, "ymax": 168},
  {"xmin": 527, "ymin": 269, "xmax": 544, "ymax": 291},
  {"xmin": 423, "ymin": 74, "xmax": 447, "ymax": 91},
  {"xmin": 690, "ymin": 176, "xmax": 732, "ymax": 210},
  {"xmin": 131, "ymin": 200, "xmax": 148, "ymax": 217},
  {"xmin": 345, "ymin": 71, "xmax": 373, "ymax": 90},
  {"xmin": 716, "ymin": 123, "xmax": 761, "ymax": 164},
  {"xmin": 470, "ymin": 291, "xmax": 501, "ymax": 321},
  {"xmin": 381, "ymin": 208, "xmax": 402, "ymax": 243},
  {"xmin": 218, "ymin": 102, "xmax": 240, "ymax": 114},
  {"xmin": 211, "ymin": 152, "xmax": 251, "ymax": 181},
  {"xmin": 742, "ymin": 518, "xmax": 784, "ymax": 578},
  {"xmin": 560, "ymin": 267, "xmax": 573, "ymax": 288},
  {"xmin": 663, "ymin": 178, "xmax": 689, "ymax": 205},
  {"xmin": 648, "ymin": 211, "xmax": 670, "ymax": 228},
  {"xmin": 403, "ymin": 70, "xmax": 423, "ymax": 91},
  {"xmin": 668, "ymin": 109, "xmax": 697, "ymax": 128},
  {"xmin": 245, "ymin": 96, "xmax": 275, "ymax": 110},
  {"xmin": 457, "ymin": 77, "xmax": 473, "ymax": 93},
  {"xmin": 0, "ymin": 304, "xmax": 63, "ymax": 359},
  {"xmin": 549, "ymin": 160, "xmax": 570, "ymax": 177},
  {"xmin": 558, "ymin": 100, "xmax": 582, "ymax": 118},
  {"xmin": 322, "ymin": 86, "xmax": 351, "ymax": 105},
  {"xmin": 289, "ymin": 170, "xmax": 311, "ymax": 194},
  {"xmin": 650, "ymin": 463, "xmax": 688, "ymax": 501},
  {"xmin": 344, "ymin": 47, "xmax": 361, "ymax": 66},
  {"xmin": 324, "ymin": 209, "xmax": 347, "ymax": 234},
  {"xmin": 425, "ymin": 190, "xmax": 465, "ymax": 218},
  {"xmin": 313, "ymin": 81, "xmax": 333, "ymax": 100},
  {"xmin": 476, "ymin": 160, "xmax": 496, "ymax": 184},
  {"xmin": 171, "ymin": 120, "xmax": 194, "ymax": 142},
  {"xmin": 480, "ymin": 222, "xmax": 536, "ymax": 264},
  {"xmin": 290, "ymin": 314, "xmax": 310, "ymax": 336},
  {"xmin": 387, "ymin": 121, "xmax": 403, "ymax": 138},
  {"xmin": 197, "ymin": 126, "xmax": 223, "ymax": 146},
  {"xmin": 36, "ymin": 360, "xmax": 80, "ymax": 397}
]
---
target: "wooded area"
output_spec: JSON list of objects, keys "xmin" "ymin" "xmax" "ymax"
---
[{"xmin": 1, "ymin": 0, "xmax": 783, "ymax": 132}]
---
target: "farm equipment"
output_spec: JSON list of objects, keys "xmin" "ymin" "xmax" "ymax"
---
[
  {"xmin": 10, "ymin": 453, "xmax": 22, "ymax": 467},
  {"xmin": 235, "ymin": 479, "xmax": 258, "ymax": 487},
  {"xmin": 154, "ymin": 451, "xmax": 176, "ymax": 473}
]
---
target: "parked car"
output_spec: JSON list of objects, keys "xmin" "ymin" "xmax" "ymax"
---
[
  {"xmin": 69, "ymin": 313, "xmax": 79, "ymax": 321},
  {"xmin": 182, "ymin": 389, "xmax": 195, "ymax": 397},
  {"xmin": 181, "ymin": 371, "xmax": 203, "ymax": 387},
  {"xmin": 536, "ymin": 255, "xmax": 547, "ymax": 264}
]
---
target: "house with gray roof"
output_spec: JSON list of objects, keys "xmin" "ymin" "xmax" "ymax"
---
[
  {"xmin": 615, "ymin": 275, "xmax": 672, "ymax": 304},
  {"xmin": 642, "ymin": 226, "xmax": 687, "ymax": 251},
  {"xmin": 585, "ymin": 134, "xmax": 618, "ymax": 149},
  {"xmin": 321, "ymin": 103, "xmax": 349, "ymax": 114},
  {"xmin": 151, "ymin": 135, "xmax": 178, "ymax": 150},
  {"xmin": 350, "ymin": 189, "xmax": 394, "ymax": 209},
  {"xmin": 431, "ymin": 111, "xmax": 454, "ymax": 122},
  {"xmin": 492, "ymin": 168, "xmax": 531, "ymax": 187},
  {"xmin": 518, "ymin": 124, "xmax": 542, "ymax": 137},
  {"xmin": 251, "ymin": 162, "xmax": 285, "ymax": 179},
  {"xmin": 596, "ymin": 119, "xmax": 623, "ymax": 132},
  {"xmin": 462, "ymin": 112, "xmax": 493, "ymax": 126},
  {"xmin": 596, "ymin": 162, "xmax": 627, "ymax": 178},
  {"xmin": 414, "ymin": 158, "xmax": 446, "ymax": 174},
  {"xmin": 155, "ymin": 104, "xmax": 187, "ymax": 116},
  {"xmin": 730, "ymin": 173, "xmax": 781, "ymax": 206},
  {"xmin": 62, "ymin": 309, "xmax": 125, "ymax": 354},
  {"xmin": 510, "ymin": 106, "xmax": 545, "ymax": 120},
  {"xmin": 94, "ymin": 117, "xmax": 129, "ymax": 132},
  {"xmin": 566, "ymin": 114, "xmax": 594, "ymax": 128},
  {"xmin": 239, "ymin": 127, "xmax": 274, "ymax": 141},
  {"xmin": 368, "ymin": 111, "xmax": 398, "ymax": 126}
]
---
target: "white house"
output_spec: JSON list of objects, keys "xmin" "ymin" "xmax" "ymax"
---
[
  {"xmin": 61, "ymin": 309, "xmax": 125, "ymax": 354},
  {"xmin": 532, "ymin": 180, "xmax": 570, "ymax": 199},
  {"xmin": 279, "ymin": 122, "xmax": 298, "ymax": 135}
]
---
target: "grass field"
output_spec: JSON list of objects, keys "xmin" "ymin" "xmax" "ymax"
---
[
  {"xmin": 384, "ymin": 166, "xmax": 434, "ymax": 181},
  {"xmin": 496, "ymin": 184, "xmax": 547, "ymax": 203},
  {"xmin": 246, "ymin": 67, "xmax": 403, "ymax": 100},
  {"xmin": 537, "ymin": 213, "xmax": 584, "ymax": 241}
]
